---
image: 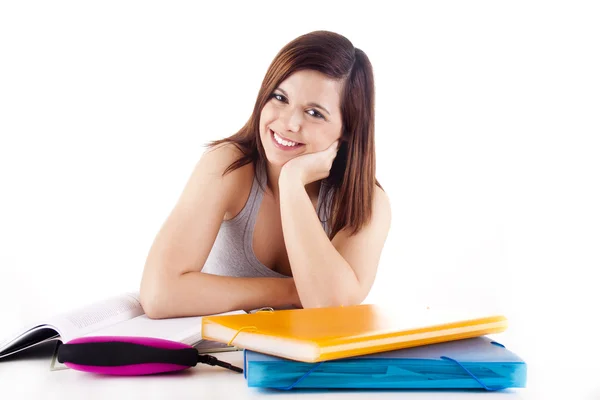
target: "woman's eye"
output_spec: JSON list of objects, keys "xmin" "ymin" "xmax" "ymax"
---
[
  {"xmin": 271, "ymin": 94, "xmax": 324, "ymax": 119},
  {"xmin": 307, "ymin": 109, "xmax": 324, "ymax": 119}
]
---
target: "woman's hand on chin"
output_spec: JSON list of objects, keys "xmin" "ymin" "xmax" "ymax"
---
[{"xmin": 280, "ymin": 140, "xmax": 339, "ymax": 186}]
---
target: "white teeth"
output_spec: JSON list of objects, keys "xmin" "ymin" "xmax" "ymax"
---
[{"xmin": 272, "ymin": 130, "xmax": 299, "ymax": 147}]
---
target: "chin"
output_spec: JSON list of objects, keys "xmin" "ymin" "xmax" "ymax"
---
[
  {"xmin": 260, "ymin": 133, "xmax": 292, "ymax": 168},
  {"xmin": 264, "ymin": 150, "xmax": 291, "ymax": 168}
]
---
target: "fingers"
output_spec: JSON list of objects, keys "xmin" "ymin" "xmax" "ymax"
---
[
  {"xmin": 326, "ymin": 140, "xmax": 340, "ymax": 158},
  {"xmin": 327, "ymin": 140, "xmax": 339, "ymax": 169}
]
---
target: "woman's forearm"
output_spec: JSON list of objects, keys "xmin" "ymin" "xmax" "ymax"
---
[
  {"xmin": 279, "ymin": 175, "xmax": 361, "ymax": 308},
  {"xmin": 140, "ymin": 271, "xmax": 298, "ymax": 318}
]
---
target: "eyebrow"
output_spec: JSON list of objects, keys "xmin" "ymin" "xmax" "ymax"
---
[{"xmin": 275, "ymin": 87, "xmax": 331, "ymax": 116}]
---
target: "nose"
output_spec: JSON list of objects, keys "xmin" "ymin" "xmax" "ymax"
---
[{"xmin": 281, "ymin": 107, "xmax": 301, "ymax": 133}]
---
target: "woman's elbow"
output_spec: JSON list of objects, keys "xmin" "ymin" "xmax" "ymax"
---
[
  {"xmin": 139, "ymin": 272, "xmax": 175, "ymax": 319},
  {"xmin": 140, "ymin": 286, "xmax": 167, "ymax": 319}
]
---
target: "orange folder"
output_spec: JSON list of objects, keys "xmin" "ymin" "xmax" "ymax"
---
[{"xmin": 201, "ymin": 304, "xmax": 508, "ymax": 363}]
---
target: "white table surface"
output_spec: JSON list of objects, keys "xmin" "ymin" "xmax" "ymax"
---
[{"xmin": 1, "ymin": 340, "xmax": 594, "ymax": 400}]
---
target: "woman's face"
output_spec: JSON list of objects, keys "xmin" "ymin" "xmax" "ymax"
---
[{"xmin": 259, "ymin": 69, "xmax": 343, "ymax": 168}]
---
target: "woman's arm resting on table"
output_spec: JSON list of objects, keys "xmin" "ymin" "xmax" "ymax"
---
[
  {"xmin": 280, "ymin": 174, "xmax": 391, "ymax": 309},
  {"xmin": 140, "ymin": 143, "xmax": 299, "ymax": 318}
]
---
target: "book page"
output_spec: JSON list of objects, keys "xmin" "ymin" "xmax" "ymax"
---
[
  {"xmin": 85, "ymin": 309, "xmax": 246, "ymax": 346},
  {"xmin": 48, "ymin": 292, "xmax": 144, "ymax": 342}
]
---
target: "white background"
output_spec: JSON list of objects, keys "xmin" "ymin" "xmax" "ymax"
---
[{"xmin": 1, "ymin": 1, "xmax": 599, "ymax": 398}]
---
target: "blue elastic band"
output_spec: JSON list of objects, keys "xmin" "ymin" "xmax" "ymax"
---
[
  {"xmin": 243, "ymin": 350, "xmax": 247, "ymax": 379},
  {"xmin": 269, "ymin": 346, "xmax": 510, "ymax": 391},
  {"xmin": 440, "ymin": 356, "xmax": 506, "ymax": 391},
  {"xmin": 275, "ymin": 362, "xmax": 324, "ymax": 390}
]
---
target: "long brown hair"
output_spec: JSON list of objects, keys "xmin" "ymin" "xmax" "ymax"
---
[{"xmin": 208, "ymin": 30, "xmax": 381, "ymax": 239}]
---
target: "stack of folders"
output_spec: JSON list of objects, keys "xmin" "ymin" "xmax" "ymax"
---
[
  {"xmin": 201, "ymin": 304, "xmax": 526, "ymax": 390},
  {"xmin": 243, "ymin": 337, "xmax": 526, "ymax": 390}
]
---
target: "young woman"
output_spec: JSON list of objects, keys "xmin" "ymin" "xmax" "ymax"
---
[{"xmin": 140, "ymin": 30, "xmax": 391, "ymax": 318}]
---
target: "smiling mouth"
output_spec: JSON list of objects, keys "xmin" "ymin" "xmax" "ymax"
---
[{"xmin": 269, "ymin": 129, "xmax": 304, "ymax": 150}]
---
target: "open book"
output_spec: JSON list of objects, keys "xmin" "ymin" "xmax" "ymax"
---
[{"xmin": 0, "ymin": 291, "xmax": 245, "ymax": 361}]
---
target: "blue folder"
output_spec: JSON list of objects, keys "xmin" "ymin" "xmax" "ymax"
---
[{"xmin": 243, "ymin": 336, "xmax": 526, "ymax": 390}]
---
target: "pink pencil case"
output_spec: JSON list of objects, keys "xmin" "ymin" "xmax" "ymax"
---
[{"xmin": 57, "ymin": 336, "xmax": 242, "ymax": 375}]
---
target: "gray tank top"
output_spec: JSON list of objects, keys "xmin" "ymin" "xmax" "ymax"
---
[{"xmin": 202, "ymin": 166, "xmax": 332, "ymax": 278}]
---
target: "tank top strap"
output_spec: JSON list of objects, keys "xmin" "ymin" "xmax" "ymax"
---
[{"xmin": 244, "ymin": 166, "xmax": 266, "ymax": 233}]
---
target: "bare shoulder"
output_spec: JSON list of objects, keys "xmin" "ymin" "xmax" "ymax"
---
[
  {"xmin": 372, "ymin": 185, "xmax": 392, "ymax": 225},
  {"xmin": 195, "ymin": 142, "xmax": 251, "ymax": 180},
  {"xmin": 196, "ymin": 142, "xmax": 254, "ymax": 219},
  {"xmin": 200, "ymin": 142, "xmax": 246, "ymax": 173}
]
